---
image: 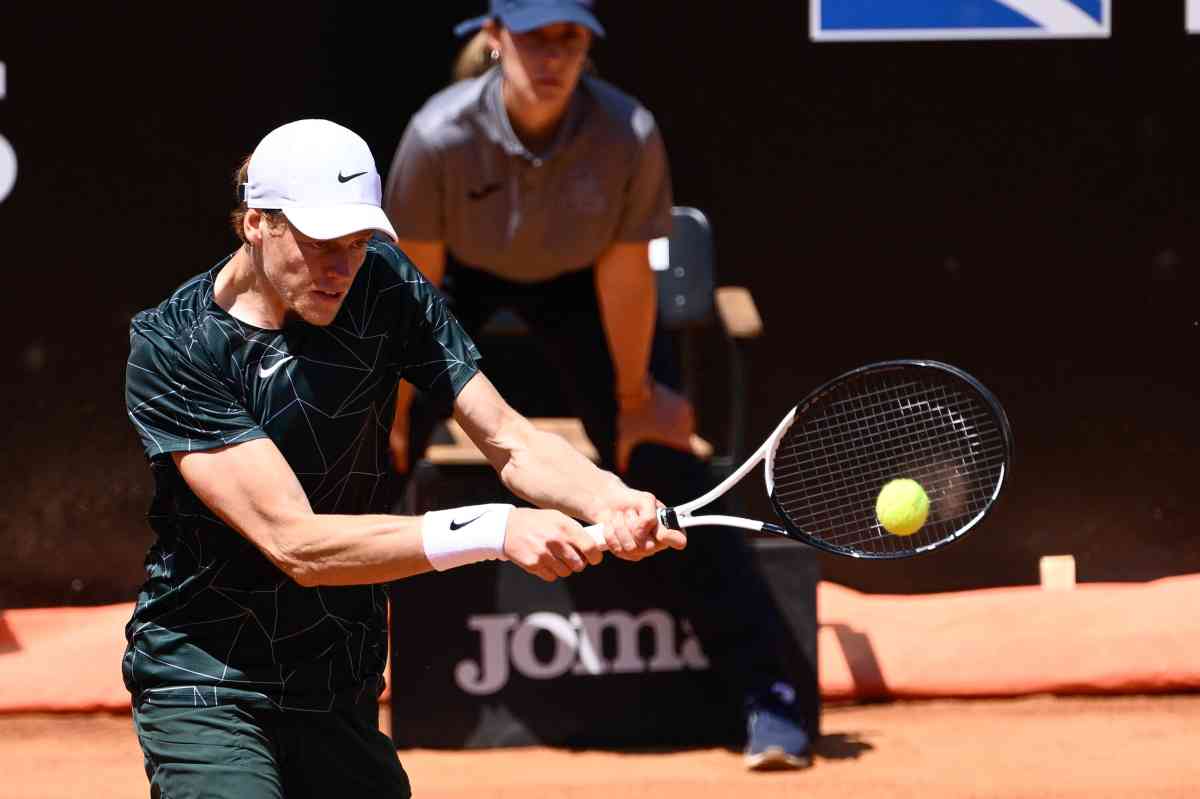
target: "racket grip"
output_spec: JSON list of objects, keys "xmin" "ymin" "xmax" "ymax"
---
[
  {"xmin": 582, "ymin": 523, "xmax": 608, "ymax": 551},
  {"xmin": 581, "ymin": 507, "xmax": 678, "ymax": 552}
]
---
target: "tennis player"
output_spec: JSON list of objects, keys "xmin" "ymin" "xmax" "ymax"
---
[
  {"xmin": 122, "ymin": 118, "xmax": 683, "ymax": 798},
  {"xmin": 383, "ymin": 0, "xmax": 812, "ymax": 770}
]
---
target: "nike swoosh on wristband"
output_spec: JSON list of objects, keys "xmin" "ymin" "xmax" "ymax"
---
[
  {"xmin": 449, "ymin": 513, "xmax": 487, "ymax": 531},
  {"xmin": 338, "ymin": 170, "xmax": 367, "ymax": 183},
  {"xmin": 258, "ymin": 356, "xmax": 294, "ymax": 379}
]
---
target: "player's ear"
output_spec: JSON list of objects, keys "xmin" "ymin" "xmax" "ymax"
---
[
  {"xmin": 243, "ymin": 206, "xmax": 262, "ymax": 244},
  {"xmin": 244, "ymin": 208, "xmax": 265, "ymax": 247}
]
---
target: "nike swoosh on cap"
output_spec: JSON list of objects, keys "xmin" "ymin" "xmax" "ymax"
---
[
  {"xmin": 258, "ymin": 355, "xmax": 294, "ymax": 379},
  {"xmin": 338, "ymin": 170, "xmax": 368, "ymax": 183}
]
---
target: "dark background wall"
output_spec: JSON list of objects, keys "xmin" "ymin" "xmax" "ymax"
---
[{"xmin": 1, "ymin": 3, "xmax": 1196, "ymax": 607}]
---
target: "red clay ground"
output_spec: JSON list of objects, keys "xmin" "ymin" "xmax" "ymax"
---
[{"xmin": 3, "ymin": 694, "xmax": 1198, "ymax": 798}]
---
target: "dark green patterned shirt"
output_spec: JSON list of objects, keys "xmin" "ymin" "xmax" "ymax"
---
[{"xmin": 123, "ymin": 240, "xmax": 480, "ymax": 711}]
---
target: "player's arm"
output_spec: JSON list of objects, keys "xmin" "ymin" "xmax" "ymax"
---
[
  {"xmin": 452, "ymin": 371, "xmax": 687, "ymax": 559},
  {"xmin": 594, "ymin": 241, "xmax": 695, "ymax": 472},
  {"xmin": 173, "ymin": 440, "xmax": 429, "ymax": 586},
  {"xmin": 173, "ymin": 437, "xmax": 593, "ymax": 585},
  {"xmin": 389, "ymin": 238, "xmax": 447, "ymax": 472}
]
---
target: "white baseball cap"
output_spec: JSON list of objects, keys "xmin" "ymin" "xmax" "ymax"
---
[{"xmin": 242, "ymin": 119, "xmax": 397, "ymax": 242}]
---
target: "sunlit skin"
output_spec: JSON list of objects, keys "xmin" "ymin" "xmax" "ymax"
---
[
  {"xmin": 219, "ymin": 209, "xmax": 374, "ymax": 329},
  {"xmin": 486, "ymin": 21, "xmax": 592, "ymax": 150}
]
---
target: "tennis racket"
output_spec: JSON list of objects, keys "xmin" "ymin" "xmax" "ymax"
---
[{"xmin": 585, "ymin": 359, "xmax": 1013, "ymax": 559}]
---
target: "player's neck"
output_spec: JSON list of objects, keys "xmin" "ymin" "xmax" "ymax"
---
[{"xmin": 215, "ymin": 246, "xmax": 289, "ymax": 330}]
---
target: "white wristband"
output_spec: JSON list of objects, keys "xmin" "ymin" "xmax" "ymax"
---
[{"xmin": 421, "ymin": 503, "xmax": 514, "ymax": 571}]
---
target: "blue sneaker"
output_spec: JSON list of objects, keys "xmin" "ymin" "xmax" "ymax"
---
[{"xmin": 744, "ymin": 681, "xmax": 812, "ymax": 770}]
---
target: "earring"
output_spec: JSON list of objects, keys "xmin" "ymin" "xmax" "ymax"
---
[{"xmin": 489, "ymin": 48, "xmax": 500, "ymax": 62}]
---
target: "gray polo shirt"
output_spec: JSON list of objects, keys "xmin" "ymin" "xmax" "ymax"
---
[{"xmin": 384, "ymin": 66, "xmax": 672, "ymax": 283}]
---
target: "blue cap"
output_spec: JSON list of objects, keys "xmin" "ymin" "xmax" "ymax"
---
[{"xmin": 454, "ymin": 0, "xmax": 605, "ymax": 38}]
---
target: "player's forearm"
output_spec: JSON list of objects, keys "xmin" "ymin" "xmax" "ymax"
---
[
  {"xmin": 594, "ymin": 244, "xmax": 657, "ymax": 407},
  {"xmin": 452, "ymin": 373, "xmax": 630, "ymax": 523},
  {"xmin": 495, "ymin": 423, "xmax": 627, "ymax": 523},
  {"xmin": 269, "ymin": 512, "xmax": 432, "ymax": 587}
]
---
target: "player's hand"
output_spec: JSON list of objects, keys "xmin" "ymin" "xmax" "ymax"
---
[
  {"xmin": 389, "ymin": 421, "xmax": 410, "ymax": 474},
  {"xmin": 615, "ymin": 381, "xmax": 696, "ymax": 474},
  {"xmin": 503, "ymin": 508, "xmax": 603, "ymax": 582},
  {"xmin": 594, "ymin": 486, "xmax": 687, "ymax": 561}
]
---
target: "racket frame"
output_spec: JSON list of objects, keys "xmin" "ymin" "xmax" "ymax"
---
[
  {"xmin": 660, "ymin": 407, "xmax": 795, "ymax": 535},
  {"xmin": 763, "ymin": 359, "xmax": 1013, "ymax": 558},
  {"xmin": 588, "ymin": 359, "xmax": 1012, "ymax": 560}
]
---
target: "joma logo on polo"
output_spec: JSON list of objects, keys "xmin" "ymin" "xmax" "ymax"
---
[{"xmin": 455, "ymin": 610, "xmax": 710, "ymax": 695}]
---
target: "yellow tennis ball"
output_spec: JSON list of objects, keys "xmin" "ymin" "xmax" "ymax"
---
[{"xmin": 875, "ymin": 478, "xmax": 929, "ymax": 536}]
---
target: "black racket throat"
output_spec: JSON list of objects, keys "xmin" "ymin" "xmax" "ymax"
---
[
  {"xmin": 658, "ymin": 507, "xmax": 682, "ymax": 531},
  {"xmin": 759, "ymin": 521, "xmax": 791, "ymax": 538}
]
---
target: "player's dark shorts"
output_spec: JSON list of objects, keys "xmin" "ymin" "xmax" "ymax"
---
[{"xmin": 132, "ymin": 696, "xmax": 410, "ymax": 798}]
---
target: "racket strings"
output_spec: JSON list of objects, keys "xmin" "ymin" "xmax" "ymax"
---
[
  {"xmin": 779, "ymin": 411, "xmax": 988, "ymax": 551},
  {"xmin": 774, "ymin": 401, "xmax": 1000, "ymax": 485},
  {"xmin": 771, "ymin": 373, "xmax": 1007, "ymax": 557},
  {"xmin": 773, "ymin": 403, "xmax": 1004, "ymax": 504},
  {"xmin": 779, "ymin": 397, "xmax": 996, "ymax": 553}
]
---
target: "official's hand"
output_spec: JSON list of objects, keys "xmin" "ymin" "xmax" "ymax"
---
[
  {"xmin": 503, "ymin": 508, "xmax": 604, "ymax": 582},
  {"xmin": 616, "ymin": 381, "xmax": 696, "ymax": 474},
  {"xmin": 594, "ymin": 486, "xmax": 687, "ymax": 561}
]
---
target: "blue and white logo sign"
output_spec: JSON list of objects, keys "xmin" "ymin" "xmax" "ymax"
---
[
  {"xmin": 1189, "ymin": 0, "xmax": 1200, "ymax": 34},
  {"xmin": 811, "ymin": 1, "xmax": 1111, "ymax": 42}
]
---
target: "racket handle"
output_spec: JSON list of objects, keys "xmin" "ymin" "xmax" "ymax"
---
[
  {"xmin": 582, "ymin": 522, "xmax": 608, "ymax": 550},
  {"xmin": 581, "ymin": 508, "xmax": 679, "ymax": 552}
]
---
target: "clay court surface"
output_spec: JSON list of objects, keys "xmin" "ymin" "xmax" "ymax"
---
[{"xmin": 4, "ymin": 694, "xmax": 1198, "ymax": 798}]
